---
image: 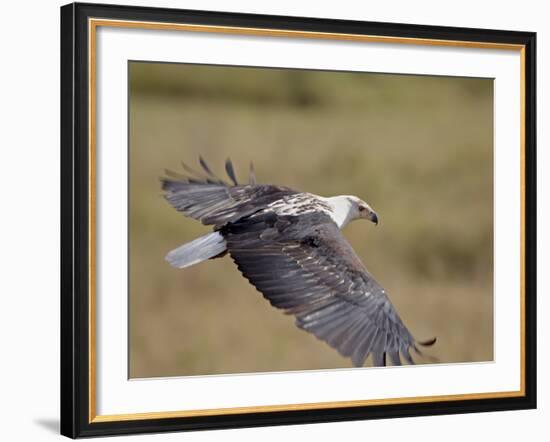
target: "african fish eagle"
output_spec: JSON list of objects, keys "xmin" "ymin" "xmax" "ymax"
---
[{"xmin": 161, "ymin": 157, "xmax": 435, "ymax": 367}]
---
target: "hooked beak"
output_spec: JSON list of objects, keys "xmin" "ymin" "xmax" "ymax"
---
[{"xmin": 369, "ymin": 211, "xmax": 379, "ymax": 226}]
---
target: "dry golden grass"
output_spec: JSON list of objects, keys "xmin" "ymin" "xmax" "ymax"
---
[{"xmin": 129, "ymin": 62, "xmax": 493, "ymax": 378}]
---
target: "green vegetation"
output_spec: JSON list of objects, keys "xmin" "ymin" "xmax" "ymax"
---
[{"xmin": 129, "ymin": 62, "xmax": 493, "ymax": 378}]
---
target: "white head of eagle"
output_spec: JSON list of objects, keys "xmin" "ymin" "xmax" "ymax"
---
[
  {"xmin": 320, "ymin": 195, "xmax": 378, "ymax": 228},
  {"xmin": 161, "ymin": 157, "xmax": 435, "ymax": 368}
]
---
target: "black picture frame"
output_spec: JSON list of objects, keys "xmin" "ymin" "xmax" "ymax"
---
[{"xmin": 60, "ymin": 2, "xmax": 537, "ymax": 438}]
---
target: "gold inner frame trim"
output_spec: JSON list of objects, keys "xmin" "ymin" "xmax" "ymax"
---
[{"xmin": 88, "ymin": 17, "xmax": 527, "ymax": 424}]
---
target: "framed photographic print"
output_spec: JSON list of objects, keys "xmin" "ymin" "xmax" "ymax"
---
[{"xmin": 60, "ymin": 2, "xmax": 537, "ymax": 438}]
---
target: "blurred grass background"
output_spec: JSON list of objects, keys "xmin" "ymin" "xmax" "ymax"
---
[{"xmin": 129, "ymin": 61, "xmax": 493, "ymax": 378}]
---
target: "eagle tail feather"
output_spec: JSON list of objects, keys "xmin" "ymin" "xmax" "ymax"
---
[{"xmin": 165, "ymin": 232, "xmax": 227, "ymax": 269}]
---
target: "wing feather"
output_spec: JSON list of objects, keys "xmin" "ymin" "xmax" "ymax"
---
[
  {"xmin": 162, "ymin": 158, "xmax": 296, "ymax": 228},
  {"xmin": 223, "ymin": 211, "xmax": 423, "ymax": 367},
  {"xmin": 249, "ymin": 161, "xmax": 257, "ymax": 185},
  {"xmin": 225, "ymin": 158, "xmax": 239, "ymax": 186},
  {"xmin": 199, "ymin": 155, "xmax": 217, "ymax": 178}
]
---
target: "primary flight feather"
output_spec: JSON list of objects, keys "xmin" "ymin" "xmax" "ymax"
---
[{"xmin": 162, "ymin": 157, "xmax": 435, "ymax": 367}]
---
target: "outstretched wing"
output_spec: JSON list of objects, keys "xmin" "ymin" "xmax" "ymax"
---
[
  {"xmin": 162, "ymin": 157, "xmax": 297, "ymax": 228},
  {"xmin": 223, "ymin": 210, "xmax": 426, "ymax": 367}
]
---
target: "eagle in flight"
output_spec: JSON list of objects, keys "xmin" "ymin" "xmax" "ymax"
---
[{"xmin": 162, "ymin": 157, "xmax": 435, "ymax": 367}]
